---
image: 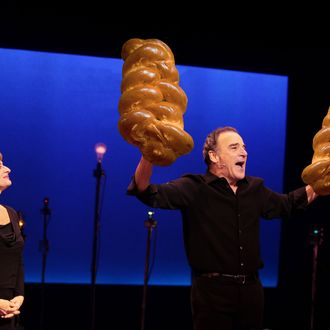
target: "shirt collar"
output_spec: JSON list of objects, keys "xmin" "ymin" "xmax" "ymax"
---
[{"xmin": 203, "ymin": 171, "xmax": 249, "ymax": 186}]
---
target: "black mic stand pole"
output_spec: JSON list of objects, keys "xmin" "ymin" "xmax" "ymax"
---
[
  {"xmin": 90, "ymin": 160, "xmax": 104, "ymax": 330},
  {"xmin": 141, "ymin": 211, "xmax": 157, "ymax": 330},
  {"xmin": 310, "ymin": 225, "xmax": 324, "ymax": 330},
  {"xmin": 40, "ymin": 197, "xmax": 51, "ymax": 330}
]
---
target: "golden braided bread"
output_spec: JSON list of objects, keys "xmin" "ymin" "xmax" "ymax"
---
[
  {"xmin": 118, "ymin": 38, "xmax": 194, "ymax": 166},
  {"xmin": 301, "ymin": 107, "xmax": 330, "ymax": 195}
]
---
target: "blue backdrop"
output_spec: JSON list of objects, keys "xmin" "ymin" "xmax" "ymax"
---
[{"xmin": 0, "ymin": 48, "xmax": 288, "ymax": 286}]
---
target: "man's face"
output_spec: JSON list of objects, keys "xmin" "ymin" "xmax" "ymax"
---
[
  {"xmin": 0, "ymin": 160, "xmax": 12, "ymax": 192},
  {"xmin": 214, "ymin": 131, "xmax": 248, "ymax": 184}
]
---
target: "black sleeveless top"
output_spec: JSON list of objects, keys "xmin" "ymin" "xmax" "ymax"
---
[{"xmin": 0, "ymin": 206, "xmax": 24, "ymax": 296}]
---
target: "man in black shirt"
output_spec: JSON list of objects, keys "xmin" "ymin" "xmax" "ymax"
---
[{"xmin": 128, "ymin": 126, "xmax": 318, "ymax": 330}]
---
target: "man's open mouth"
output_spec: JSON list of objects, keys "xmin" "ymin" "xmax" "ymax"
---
[{"xmin": 235, "ymin": 161, "xmax": 244, "ymax": 168}]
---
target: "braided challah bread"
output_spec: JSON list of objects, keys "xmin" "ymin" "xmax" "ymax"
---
[
  {"xmin": 302, "ymin": 107, "xmax": 330, "ymax": 195},
  {"xmin": 118, "ymin": 38, "xmax": 194, "ymax": 166}
]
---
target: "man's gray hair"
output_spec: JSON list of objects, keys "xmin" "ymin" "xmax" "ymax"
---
[{"xmin": 202, "ymin": 126, "xmax": 238, "ymax": 166}]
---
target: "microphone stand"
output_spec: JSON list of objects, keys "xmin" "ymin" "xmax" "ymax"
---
[
  {"xmin": 141, "ymin": 211, "xmax": 157, "ymax": 330},
  {"xmin": 90, "ymin": 160, "xmax": 105, "ymax": 330},
  {"xmin": 309, "ymin": 224, "xmax": 324, "ymax": 330},
  {"xmin": 39, "ymin": 197, "xmax": 51, "ymax": 330}
]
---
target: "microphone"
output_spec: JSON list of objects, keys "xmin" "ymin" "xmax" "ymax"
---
[
  {"xmin": 41, "ymin": 197, "xmax": 51, "ymax": 216},
  {"xmin": 94, "ymin": 143, "xmax": 107, "ymax": 178},
  {"xmin": 95, "ymin": 143, "xmax": 107, "ymax": 162},
  {"xmin": 43, "ymin": 197, "xmax": 49, "ymax": 206}
]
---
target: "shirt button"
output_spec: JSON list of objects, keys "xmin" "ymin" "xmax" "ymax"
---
[
  {"xmin": 239, "ymin": 230, "xmax": 242, "ymax": 235},
  {"xmin": 240, "ymin": 262, "xmax": 244, "ymax": 267},
  {"xmin": 240, "ymin": 246, "xmax": 243, "ymax": 250}
]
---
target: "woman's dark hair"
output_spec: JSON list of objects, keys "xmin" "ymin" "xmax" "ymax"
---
[{"xmin": 202, "ymin": 126, "xmax": 238, "ymax": 166}]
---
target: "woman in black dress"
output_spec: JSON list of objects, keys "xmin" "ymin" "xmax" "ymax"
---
[{"xmin": 0, "ymin": 152, "xmax": 24, "ymax": 330}]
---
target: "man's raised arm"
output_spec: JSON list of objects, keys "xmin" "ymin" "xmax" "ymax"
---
[{"xmin": 134, "ymin": 156, "xmax": 153, "ymax": 192}]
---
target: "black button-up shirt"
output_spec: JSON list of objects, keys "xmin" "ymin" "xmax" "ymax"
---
[{"xmin": 128, "ymin": 172, "xmax": 308, "ymax": 275}]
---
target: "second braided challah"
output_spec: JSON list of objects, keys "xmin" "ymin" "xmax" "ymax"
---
[
  {"xmin": 302, "ymin": 107, "xmax": 330, "ymax": 195},
  {"xmin": 118, "ymin": 38, "xmax": 194, "ymax": 166}
]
